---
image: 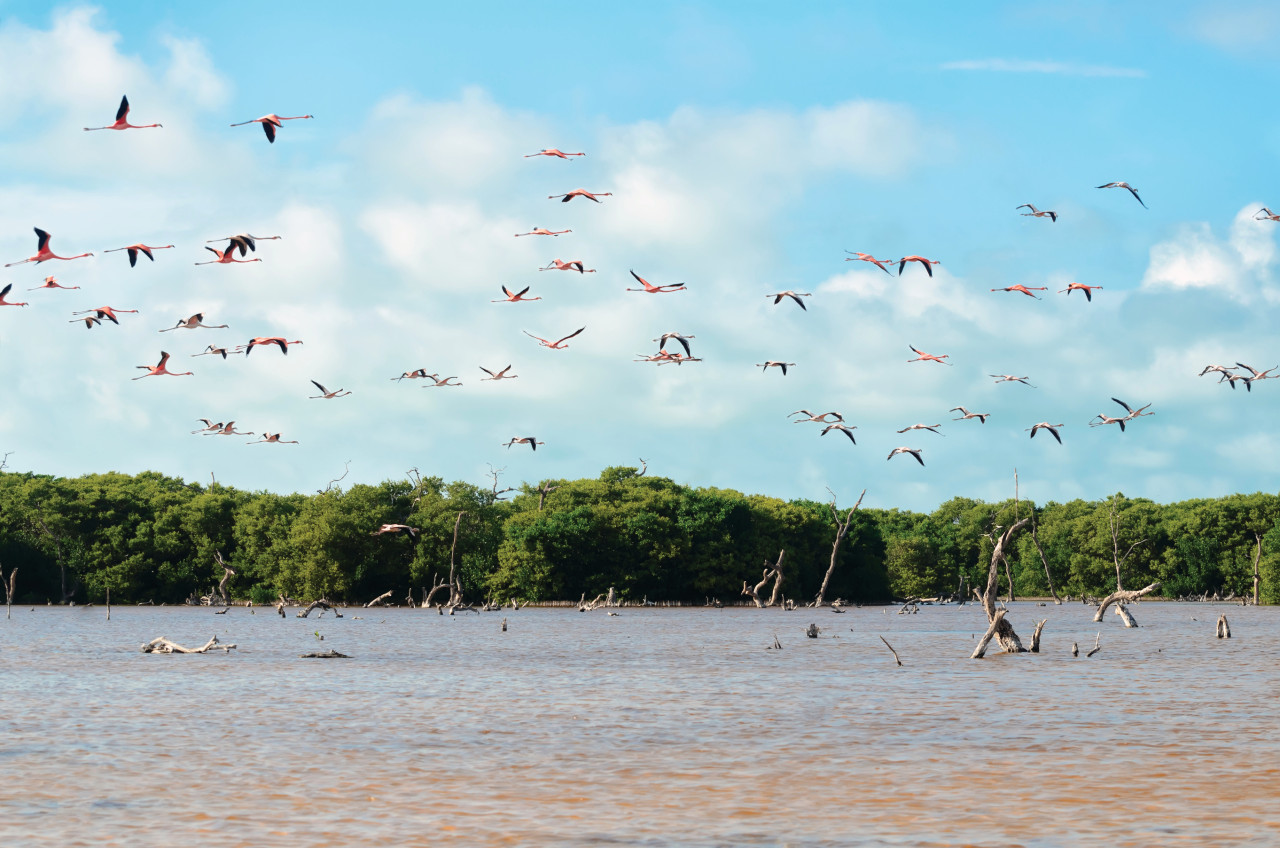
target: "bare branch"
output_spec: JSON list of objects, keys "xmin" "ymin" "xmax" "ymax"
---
[{"xmin": 319, "ymin": 460, "xmax": 351, "ymax": 494}]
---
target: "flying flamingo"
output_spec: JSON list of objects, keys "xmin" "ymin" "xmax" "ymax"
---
[
  {"xmin": 195, "ymin": 243, "xmax": 262, "ymax": 265},
  {"xmin": 83, "ymin": 96, "xmax": 161, "ymax": 131},
  {"xmin": 1111, "ymin": 397, "xmax": 1155, "ymax": 420},
  {"xmin": 207, "ymin": 421, "xmax": 252, "ymax": 436},
  {"xmin": 248, "ymin": 433, "xmax": 299, "ymax": 444},
  {"xmin": 515, "ymin": 228, "xmax": 572, "ymax": 237},
  {"xmin": 766, "ymin": 290, "xmax": 810, "ymax": 309},
  {"xmin": 192, "ymin": 345, "xmax": 238, "ymax": 359},
  {"xmin": 1059, "ymin": 282, "xmax": 1104, "ymax": 301},
  {"xmin": 231, "ymin": 113, "xmax": 313, "ymax": 143},
  {"xmin": 1089, "ymin": 412, "xmax": 1127, "ymax": 432},
  {"xmin": 1255, "ymin": 207, "xmax": 1280, "ymax": 222},
  {"xmin": 420, "ymin": 374, "xmax": 462, "ymax": 387},
  {"xmin": 5, "ymin": 228, "xmax": 93, "ymax": 267},
  {"xmin": 245, "ymin": 337, "xmax": 302, "ymax": 356},
  {"xmin": 205, "ymin": 234, "xmax": 281, "ymax": 252},
  {"xmin": 309, "ymin": 380, "xmax": 351, "ymax": 399},
  {"xmin": 480, "ymin": 365, "xmax": 518, "ymax": 381},
  {"xmin": 540, "ymin": 259, "xmax": 595, "ymax": 273},
  {"xmin": 548, "ymin": 189, "xmax": 612, "ymax": 203},
  {"xmin": 103, "ymin": 243, "xmax": 175, "ymax": 267},
  {"xmin": 1096, "ymin": 181, "xmax": 1146, "ymax": 208},
  {"xmin": 28, "ymin": 276, "xmax": 79, "ymax": 291},
  {"xmin": 1235, "ymin": 363, "xmax": 1279, "ymax": 382},
  {"xmin": 0, "ymin": 284, "xmax": 29, "ymax": 307},
  {"xmin": 897, "ymin": 255, "xmax": 940, "ymax": 277},
  {"xmin": 844, "ymin": 252, "xmax": 894, "ymax": 274},
  {"xmin": 504, "ymin": 437, "xmax": 545, "ymax": 450},
  {"xmin": 790, "ymin": 410, "xmax": 844, "ymax": 424},
  {"xmin": 756, "ymin": 361, "xmax": 795, "ymax": 375},
  {"xmin": 1198, "ymin": 364, "xmax": 1236, "ymax": 379},
  {"xmin": 71, "ymin": 306, "xmax": 137, "ymax": 326},
  {"xmin": 393, "ymin": 368, "xmax": 430, "ymax": 382},
  {"xmin": 628, "ymin": 270, "xmax": 686, "ymax": 293},
  {"xmin": 372, "ymin": 524, "xmax": 419, "ymax": 537},
  {"xmin": 525, "ymin": 149, "xmax": 585, "ymax": 159},
  {"xmin": 907, "ymin": 344, "xmax": 952, "ymax": 365},
  {"xmin": 192, "ymin": 419, "xmax": 224, "ymax": 434},
  {"xmin": 821, "ymin": 423, "xmax": 858, "ymax": 444},
  {"xmin": 991, "ymin": 284, "xmax": 1047, "ymax": 299},
  {"xmin": 524, "ymin": 327, "xmax": 585, "ymax": 350},
  {"xmin": 1222, "ymin": 373, "xmax": 1254, "ymax": 392},
  {"xmin": 1016, "ymin": 204, "xmax": 1058, "ymax": 222},
  {"xmin": 991, "ymin": 374, "xmax": 1035, "ymax": 387},
  {"xmin": 492, "ymin": 285, "xmax": 542, "ymax": 303},
  {"xmin": 161, "ymin": 313, "xmax": 228, "ymax": 332},
  {"xmin": 950, "ymin": 407, "xmax": 990, "ymax": 423},
  {"xmin": 132, "ymin": 351, "xmax": 193, "ymax": 380},
  {"xmin": 887, "ymin": 447, "xmax": 925, "ymax": 466},
  {"xmin": 897, "ymin": 423, "xmax": 944, "ymax": 436},
  {"xmin": 653, "ymin": 332, "xmax": 695, "ymax": 356},
  {"xmin": 655, "ymin": 353, "xmax": 701, "ymax": 366},
  {"xmin": 1027, "ymin": 422, "xmax": 1064, "ymax": 444}
]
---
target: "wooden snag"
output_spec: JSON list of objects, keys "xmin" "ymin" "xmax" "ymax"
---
[
  {"xmin": 297, "ymin": 598, "xmax": 343, "ymax": 618},
  {"xmin": 1086, "ymin": 632, "xmax": 1102, "ymax": 657},
  {"xmin": 1030, "ymin": 619, "xmax": 1047, "ymax": 653},
  {"xmin": 300, "ymin": 649, "xmax": 350, "ymax": 658},
  {"xmin": 3, "ymin": 566, "xmax": 14, "ymax": 620},
  {"xmin": 1115, "ymin": 603, "xmax": 1138, "ymax": 628},
  {"xmin": 814, "ymin": 489, "xmax": 866, "ymax": 608},
  {"xmin": 141, "ymin": 635, "xmax": 236, "ymax": 654},
  {"xmin": 364, "ymin": 590, "xmax": 394, "ymax": 608},
  {"xmin": 879, "ymin": 635, "xmax": 902, "ymax": 666},
  {"xmin": 1216, "ymin": 614, "xmax": 1231, "ymax": 639},
  {"xmin": 1093, "ymin": 582, "xmax": 1160, "ymax": 622}
]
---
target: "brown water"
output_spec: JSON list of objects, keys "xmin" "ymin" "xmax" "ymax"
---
[{"xmin": 1, "ymin": 602, "xmax": 1277, "ymax": 847}]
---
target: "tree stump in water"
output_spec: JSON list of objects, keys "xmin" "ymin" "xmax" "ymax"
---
[
  {"xmin": 141, "ymin": 635, "xmax": 236, "ymax": 654},
  {"xmin": 300, "ymin": 649, "xmax": 350, "ymax": 658},
  {"xmin": 1093, "ymin": 583, "xmax": 1160, "ymax": 622},
  {"xmin": 1216, "ymin": 614, "xmax": 1231, "ymax": 639},
  {"xmin": 297, "ymin": 599, "xmax": 342, "ymax": 618},
  {"xmin": 1115, "ymin": 603, "xmax": 1138, "ymax": 628}
]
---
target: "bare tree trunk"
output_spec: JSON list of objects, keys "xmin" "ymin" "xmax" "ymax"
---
[
  {"xmin": 1030, "ymin": 618, "xmax": 1047, "ymax": 652},
  {"xmin": 214, "ymin": 552, "xmax": 235, "ymax": 606},
  {"xmin": 1216, "ymin": 614, "xmax": 1231, "ymax": 638},
  {"xmin": 1115, "ymin": 603, "xmax": 1137, "ymax": 628},
  {"xmin": 1253, "ymin": 531, "xmax": 1262, "ymax": 606},
  {"xmin": 297, "ymin": 598, "xmax": 342, "ymax": 618},
  {"xmin": 141, "ymin": 635, "xmax": 236, "ymax": 654},
  {"xmin": 1108, "ymin": 494, "xmax": 1146, "ymax": 593},
  {"xmin": 3, "ymin": 567, "xmax": 15, "ymax": 620},
  {"xmin": 1029, "ymin": 518, "xmax": 1061, "ymax": 604},
  {"xmin": 364, "ymin": 590, "xmax": 394, "ymax": 608},
  {"xmin": 1093, "ymin": 582, "xmax": 1160, "ymax": 622},
  {"xmin": 814, "ymin": 489, "xmax": 866, "ymax": 608},
  {"xmin": 447, "ymin": 511, "xmax": 466, "ymax": 608},
  {"xmin": 106, "ymin": 587, "xmax": 110, "ymax": 621},
  {"xmin": 742, "ymin": 551, "xmax": 785, "ymax": 608},
  {"xmin": 973, "ymin": 516, "xmax": 1032, "ymax": 656}
]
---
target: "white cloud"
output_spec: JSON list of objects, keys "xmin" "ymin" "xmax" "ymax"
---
[
  {"xmin": 940, "ymin": 58, "xmax": 1146, "ymax": 78},
  {"xmin": 1141, "ymin": 205, "xmax": 1280, "ymax": 302}
]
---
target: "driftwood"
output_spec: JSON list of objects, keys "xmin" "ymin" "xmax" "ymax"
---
[
  {"xmin": 300, "ymin": 649, "xmax": 350, "ymax": 658},
  {"xmin": 1071, "ymin": 641, "xmax": 1079, "ymax": 657},
  {"xmin": 971, "ymin": 609, "xmax": 1008, "ymax": 659},
  {"xmin": 814, "ymin": 489, "xmax": 866, "ymax": 608},
  {"xmin": 972, "ymin": 516, "xmax": 1032, "ymax": 657},
  {"xmin": 1086, "ymin": 632, "xmax": 1102, "ymax": 657},
  {"xmin": 364, "ymin": 590, "xmax": 394, "ymax": 608},
  {"xmin": 1030, "ymin": 619, "xmax": 1047, "ymax": 652},
  {"xmin": 141, "ymin": 635, "xmax": 236, "ymax": 654},
  {"xmin": 1216, "ymin": 614, "xmax": 1231, "ymax": 639},
  {"xmin": 1029, "ymin": 519, "xmax": 1061, "ymax": 604},
  {"xmin": 742, "ymin": 550, "xmax": 785, "ymax": 608},
  {"xmin": 297, "ymin": 598, "xmax": 342, "ymax": 618},
  {"xmin": 3, "ymin": 566, "xmax": 14, "ymax": 619},
  {"xmin": 1253, "ymin": 532, "xmax": 1262, "ymax": 606},
  {"xmin": 879, "ymin": 635, "xmax": 902, "ymax": 666},
  {"xmin": 805, "ymin": 623, "xmax": 820, "ymax": 638},
  {"xmin": 1093, "ymin": 582, "xmax": 1160, "ymax": 622},
  {"xmin": 1115, "ymin": 603, "xmax": 1138, "ymax": 628},
  {"xmin": 214, "ymin": 552, "xmax": 235, "ymax": 606}
]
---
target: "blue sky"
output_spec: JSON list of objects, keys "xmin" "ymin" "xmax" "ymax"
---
[{"xmin": 1, "ymin": 1, "xmax": 1278, "ymax": 511}]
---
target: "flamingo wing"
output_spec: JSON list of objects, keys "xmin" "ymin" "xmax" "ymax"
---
[
  {"xmin": 262, "ymin": 121, "xmax": 276, "ymax": 143},
  {"xmin": 311, "ymin": 380, "xmax": 327, "ymax": 393},
  {"xmin": 1112, "ymin": 397, "xmax": 1134, "ymax": 414},
  {"xmin": 1049, "ymin": 427, "xmax": 1062, "ymax": 444},
  {"xmin": 555, "ymin": 327, "xmax": 586, "ymax": 345},
  {"xmin": 34, "ymin": 228, "xmax": 51, "ymax": 251},
  {"xmin": 116, "ymin": 96, "xmax": 129, "ymax": 122},
  {"xmin": 0, "ymin": 284, "xmax": 9, "ymax": 298},
  {"xmin": 789, "ymin": 294, "xmax": 807, "ymax": 310}
]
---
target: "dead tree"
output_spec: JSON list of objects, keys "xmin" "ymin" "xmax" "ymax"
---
[
  {"xmin": 364, "ymin": 590, "xmax": 394, "ymax": 608},
  {"xmin": 4, "ymin": 566, "xmax": 16, "ymax": 619},
  {"xmin": 1092, "ymin": 582, "xmax": 1160, "ymax": 622},
  {"xmin": 214, "ymin": 552, "xmax": 235, "ymax": 606},
  {"xmin": 141, "ymin": 635, "xmax": 236, "ymax": 654},
  {"xmin": 1108, "ymin": 493, "xmax": 1146, "ymax": 592},
  {"xmin": 486, "ymin": 466, "xmax": 515, "ymax": 502},
  {"xmin": 536, "ymin": 481, "xmax": 561, "ymax": 511},
  {"xmin": 813, "ymin": 489, "xmax": 866, "ymax": 608},
  {"xmin": 297, "ymin": 598, "xmax": 342, "ymax": 618},
  {"xmin": 34, "ymin": 518, "xmax": 79, "ymax": 604},
  {"xmin": 742, "ymin": 550, "xmax": 785, "ymax": 608},
  {"xmin": 424, "ymin": 512, "xmax": 473, "ymax": 611},
  {"xmin": 972, "ymin": 517, "xmax": 1032, "ymax": 657},
  {"xmin": 1216, "ymin": 614, "xmax": 1231, "ymax": 638},
  {"xmin": 1253, "ymin": 531, "xmax": 1263, "ymax": 606},
  {"xmin": 318, "ymin": 459, "xmax": 352, "ymax": 494},
  {"xmin": 1029, "ymin": 518, "xmax": 1061, "ymax": 604}
]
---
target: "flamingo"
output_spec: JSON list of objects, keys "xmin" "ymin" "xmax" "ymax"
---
[
  {"xmin": 887, "ymin": 447, "xmax": 925, "ymax": 466},
  {"xmin": 393, "ymin": 368, "xmax": 431, "ymax": 382},
  {"xmin": 191, "ymin": 345, "xmax": 238, "ymax": 359},
  {"xmin": 372, "ymin": 524, "xmax": 419, "ymax": 537},
  {"xmin": 897, "ymin": 255, "xmax": 940, "ymax": 277},
  {"xmin": 103, "ymin": 243, "xmax": 175, "ymax": 267},
  {"xmin": 1111, "ymin": 397, "xmax": 1155, "ymax": 420},
  {"xmin": 548, "ymin": 189, "xmax": 612, "ymax": 203},
  {"xmin": 525, "ymin": 149, "xmax": 585, "ymax": 159},
  {"xmin": 492, "ymin": 285, "xmax": 542, "ymax": 303},
  {"xmin": 195, "ymin": 243, "xmax": 262, "ymax": 265},
  {"xmin": 515, "ymin": 228, "xmax": 572, "ymax": 237},
  {"xmin": 991, "ymin": 284, "xmax": 1047, "ymax": 299},
  {"xmin": 205, "ymin": 234, "xmax": 280, "ymax": 252},
  {"xmin": 539, "ymin": 259, "xmax": 595, "ymax": 273},
  {"xmin": 420, "ymin": 374, "xmax": 462, "ymax": 387},
  {"xmin": 1060, "ymin": 282, "xmax": 1103, "ymax": 301},
  {"xmin": 821, "ymin": 423, "xmax": 858, "ymax": 444},
  {"xmin": 1027, "ymin": 422, "xmax": 1064, "ymax": 443},
  {"xmin": 1097, "ymin": 181, "xmax": 1146, "ymax": 208},
  {"xmin": 161, "ymin": 313, "xmax": 228, "ymax": 332},
  {"xmin": 766, "ymin": 290, "xmax": 811, "ymax": 309},
  {"xmin": 480, "ymin": 365, "xmax": 518, "ymax": 381},
  {"xmin": 524, "ymin": 327, "xmax": 585, "ymax": 350},
  {"xmin": 1255, "ymin": 207, "xmax": 1280, "ymax": 223},
  {"xmin": 756, "ymin": 361, "xmax": 795, "ymax": 375},
  {"xmin": 248, "ymin": 433, "xmax": 299, "ymax": 444},
  {"xmin": 504, "ymin": 437, "xmax": 545, "ymax": 450},
  {"xmin": 1016, "ymin": 204, "xmax": 1058, "ymax": 222},
  {"xmin": 309, "ymin": 380, "xmax": 351, "ymax": 399},
  {"xmin": 628, "ymin": 270, "xmax": 686, "ymax": 293},
  {"xmin": 5, "ymin": 228, "xmax": 93, "ymax": 267},
  {"xmin": 0, "ymin": 284, "xmax": 29, "ymax": 307},
  {"xmin": 653, "ymin": 332, "xmax": 695, "ymax": 356},
  {"xmin": 83, "ymin": 96, "xmax": 161, "ymax": 131},
  {"xmin": 192, "ymin": 419, "xmax": 224, "ymax": 434},
  {"xmin": 230, "ymin": 113, "xmax": 314, "ymax": 143},
  {"xmin": 844, "ymin": 252, "xmax": 894, "ymax": 274},
  {"xmin": 245, "ymin": 337, "xmax": 302, "ymax": 356},
  {"xmin": 1236, "ymin": 363, "xmax": 1279, "ymax": 382},
  {"xmin": 71, "ymin": 306, "xmax": 137, "ymax": 326},
  {"xmin": 950, "ymin": 407, "xmax": 990, "ymax": 423},
  {"xmin": 790, "ymin": 410, "xmax": 844, "ymax": 424},
  {"xmin": 207, "ymin": 421, "xmax": 252, "ymax": 436},
  {"xmin": 28, "ymin": 276, "xmax": 79, "ymax": 291},
  {"xmin": 132, "ymin": 351, "xmax": 193, "ymax": 380},
  {"xmin": 991, "ymin": 374, "xmax": 1036, "ymax": 387},
  {"xmin": 907, "ymin": 344, "xmax": 952, "ymax": 365},
  {"xmin": 897, "ymin": 423, "xmax": 944, "ymax": 436},
  {"xmin": 1090, "ymin": 412, "xmax": 1127, "ymax": 432},
  {"xmin": 1198, "ymin": 364, "xmax": 1236, "ymax": 379},
  {"xmin": 1222, "ymin": 373, "xmax": 1254, "ymax": 392},
  {"xmin": 655, "ymin": 352, "xmax": 701, "ymax": 366}
]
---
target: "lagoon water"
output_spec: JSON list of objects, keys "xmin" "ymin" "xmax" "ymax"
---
[{"xmin": 1, "ymin": 602, "xmax": 1278, "ymax": 846}]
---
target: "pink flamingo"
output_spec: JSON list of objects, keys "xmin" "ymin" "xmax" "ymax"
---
[
  {"xmin": 628, "ymin": 270, "xmax": 686, "ymax": 293},
  {"xmin": 309, "ymin": 380, "xmax": 351, "ymax": 399},
  {"xmin": 540, "ymin": 258, "xmax": 596, "ymax": 273},
  {"xmin": 844, "ymin": 252, "xmax": 894, "ymax": 274},
  {"xmin": 525, "ymin": 149, "xmax": 585, "ymax": 159},
  {"xmin": 1027, "ymin": 422, "xmax": 1064, "ymax": 444},
  {"xmin": 192, "ymin": 345, "xmax": 238, "ymax": 359},
  {"xmin": 1255, "ymin": 207, "xmax": 1280, "ymax": 223},
  {"xmin": 887, "ymin": 447, "xmax": 925, "ymax": 466},
  {"xmin": 480, "ymin": 365, "xmax": 518, "ymax": 381},
  {"xmin": 192, "ymin": 419, "xmax": 225, "ymax": 434},
  {"xmin": 504, "ymin": 437, "xmax": 545, "ymax": 450},
  {"xmin": 207, "ymin": 421, "xmax": 253, "ymax": 437},
  {"xmin": 991, "ymin": 284, "xmax": 1047, "ymax": 299},
  {"xmin": 103, "ymin": 243, "xmax": 175, "ymax": 267},
  {"xmin": 248, "ymin": 433, "xmax": 299, "ymax": 444},
  {"xmin": 821, "ymin": 423, "xmax": 858, "ymax": 444},
  {"xmin": 524, "ymin": 327, "xmax": 585, "ymax": 350},
  {"xmin": 161, "ymin": 313, "xmax": 228, "ymax": 332},
  {"xmin": 766, "ymin": 290, "xmax": 810, "ymax": 309},
  {"xmin": 195, "ymin": 242, "xmax": 262, "ymax": 265},
  {"xmin": 420, "ymin": 374, "xmax": 462, "ymax": 387},
  {"xmin": 897, "ymin": 256, "xmax": 940, "ymax": 277},
  {"xmin": 515, "ymin": 228, "xmax": 572, "ymax": 237},
  {"xmin": 950, "ymin": 407, "xmax": 990, "ymax": 423},
  {"xmin": 5, "ymin": 228, "xmax": 93, "ymax": 267},
  {"xmin": 756, "ymin": 361, "xmax": 795, "ymax": 375},
  {"xmin": 244, "ymin": 337, "xmax": 303, "ymax": 356},
  {"xmin": 1059, "ymin": 282, "xmax": 1103, "ymax": 302},
  {"xmin": 231, "ymin": 113, "xmax": 314, "ymax": 143},
  {"xmin": 71, "ymin": 306, "xmax": 137, "ymax": 327},
  {"xmin": 393, "ymin": 368, "xmax": 429, "ymax": 382},
  {"xmin": 0, "ymin": 284, "xmax": 29, "ymax": 307},
  {"xmin": 653, "ymin": 332, "xmax": 695, "ymax": 356},
  {"xmin": 1016, "ymin": 204, "xmax": 1058, "ymax": 222},
  {"xmin": 373, "ymin": 524, "xmax": 419, "ymax": 537},
  {"xmin": 548, "ymin": 189, "xmax": 612, "ymax": 203},
  {"xmin": 29, "ymin": 276, "xmax": 79, "ymax": 291},
  {"xmin": 897, "ymin": 423, "xmax": 944, "ymax": 435},
  {"xmin": 1097, "ymin": 181, "xmax": 1146, "ymax": 208},
  {"xmin": 133, "ymin": 351, "xmax": 193, "ymax": 380},
  {"xmin": 907, "ymin": 344, "xmax": 952, "ymax": 365},
  {"xmin": 492, "ymin": 285, "xmax": 542, "ymax": 302},
  {"xmin": 83, "ymin": 96, "xmax": 161, "ymax": 131},
  {"xmin": 205, "ymin": 234, "xmax": 280, "ymax": 252},
  {"xmin": 991, "ymin": 374, "xmax": 1035, "ymax": 387}
]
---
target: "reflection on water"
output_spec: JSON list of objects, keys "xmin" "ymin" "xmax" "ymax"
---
[{"xmin": 1, "ymin": 602, "xmax": 1278, "ymax": 846}]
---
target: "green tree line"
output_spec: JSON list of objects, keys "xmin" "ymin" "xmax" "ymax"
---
[{"xmin": 0, "ymin": 466, "xmax": 1277, "ymax": 605}]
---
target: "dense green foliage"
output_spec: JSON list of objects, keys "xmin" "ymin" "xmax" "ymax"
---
[{"xmin": 0, "ymin": 466, "xmax": 1275, "ymax": 605}]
